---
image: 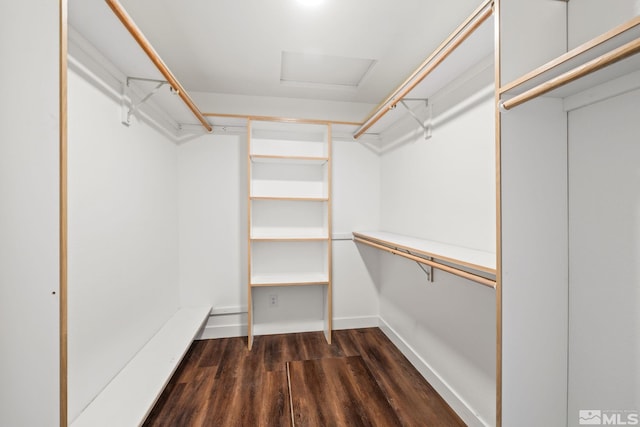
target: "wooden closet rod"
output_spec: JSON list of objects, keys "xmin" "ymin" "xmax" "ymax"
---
[
  {"xmin": 501, "ymin": 37, "xmax": 640, "ymax": 111},
  {"xmin": 105, "ymin": 0, "xmax": 213, "ymax": 133},
  {"xmin": 353, "ymin": 0, "xmax": 494, "ymax": 139},
  {"xmin": 354, "ymin": 236, "xmax": 496, "ymax": 288}
]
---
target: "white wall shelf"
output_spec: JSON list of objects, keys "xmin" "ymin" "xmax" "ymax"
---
[
  {"xmin": 250, "ymin": 198, "xmax": 328, "ymax": 240},
  {"xmin": 250, "ymin": 273, "xmax": 330, "ymax": 287},
  {"xmin": 353, "ymin": 231, "xmax": 496, "ymax": 288},
  {"xmin": 251, "ymin": 229, "xmax": 328, "ymax": 240},
  {"xmin": 250, "ymin": 196, "xmax": 329, "ymax": 202},
  {"xmin": 250, "ymin": 121, "xmax": 327, "ymax": 152},
  {"xmin": 250, "ymin": 161, "xmax": 328, "ymax": 199},
  {"xmin": 247, "ymin": 119, "xmax": 332, "ymax": 349},
  {"xmin": 250, "ymin": 154, "xmax": 329, "ymax": 165},
  {"xmin": 251, "ymin": 236, "xmax": 330, "ymax": 242}
]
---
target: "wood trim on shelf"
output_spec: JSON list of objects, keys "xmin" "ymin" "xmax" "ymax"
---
[
  {"xmin": 104, "ymin": 0, "xmax": 213, "ymax": 133},
  {"xmin": 204, "ymin": 112, "xmax": 361, "ymax": 127},
  {"xmin": 247, "ymin": 120, "xmax": 254, "ymax": 351},
  {"xmin": 250, "ymin": 154, "xmax": 329, "ymax": 164},
  {"xmin": 499, "ymin": 15, "xmax": 640, "ymax": 95},
  {"xmin": 353, "ymin": 0, "xmax": 495, "ymax": 138},
  {"xmin": 500, "ymin": 37, "xmax": 640, "ymax": 110},
  {"xmin": 250, "ymin": 237, "xmax": 330, "ymax": 242},
  {"xmin": 326, "ymin": 124, "xmax": 333, "ymax": 344},
  {"xmin": 494, "ymin": 0, "xmax": 502, "ymax": 424},
  {"xmin": 250, "ymin": 196, "xmax": 329, "ymax": 202},
  {"xmin": 250, "ymin": 281, "xmax": 330, "ymax": 287},
  {"xmin": 60, "ymin": 0, "xmax": 68, "ymax": 425},
  {"xmin": 354, "ymin": 236, "xmax": 496, "ymax": 288}
]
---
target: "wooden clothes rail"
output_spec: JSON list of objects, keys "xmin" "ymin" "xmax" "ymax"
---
[
  {"xmin": 353, "ymin": 0, "xmax": 494, "ymax": 139},
  {"xmin": 501, "ymin": 38, "xmax": 640, "ymax": 110},
  {"xmin": 353, "ymin": 232, "xmax": 496, "ymax": 289},
  {"xmin": 105, "ymin": 0, "xmax": 212, "ymax": 132},
  {"xmin": 500, "ymin": 16, "xmax": 640, "ymax": 110}
]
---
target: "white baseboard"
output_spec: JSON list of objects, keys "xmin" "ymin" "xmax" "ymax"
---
[
  {"xmin": 253, "ymin": 320, "xmax": 324, "ymax": 336},
  {"xmin": 333, "ymin": 315, "xmax": 379, "ymax": 330},
  {"xmin": 197, "ymin": 314, "xmax": 378, "ymax": 340},
  {"xmin": 197, "ymin": 322, "xmax": 246, "ymax": 340},
  {"xmin": 377, "ymin": 318, "xmax": 488, "ymax": 427}
]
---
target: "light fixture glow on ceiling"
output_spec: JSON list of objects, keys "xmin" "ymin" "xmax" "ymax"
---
[{"xmin": 297, "ymin": 0, "xmax": 324, "ymax": 7}]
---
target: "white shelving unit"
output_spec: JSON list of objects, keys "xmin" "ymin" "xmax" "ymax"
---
[{"xmin": 247, "ymin": 120, "xmax": 332, "ymax": 349}]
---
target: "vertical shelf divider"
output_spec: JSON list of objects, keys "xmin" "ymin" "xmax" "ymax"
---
[{"xmin": 247, "ymin": 119, "xmax": 254, "ymax": 350}]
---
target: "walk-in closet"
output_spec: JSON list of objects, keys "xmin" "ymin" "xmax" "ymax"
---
[{"xmin": 1, "ymin": 0, "xmax": 638, "ymax": 426}]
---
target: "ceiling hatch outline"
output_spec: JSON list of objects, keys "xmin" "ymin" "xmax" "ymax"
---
[{"xmin": 280, "ymin": 51, "xmax": 378, "ymax": 91}]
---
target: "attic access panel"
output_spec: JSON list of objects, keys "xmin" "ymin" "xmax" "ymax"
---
[{"xmin": 281, "ymin": 51, "xmax": 377, "ymax": 90}]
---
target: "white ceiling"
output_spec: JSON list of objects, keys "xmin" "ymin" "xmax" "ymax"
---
[{"xmin": 68, "ymin": 0, "xmax": 486, "ymax": 106}]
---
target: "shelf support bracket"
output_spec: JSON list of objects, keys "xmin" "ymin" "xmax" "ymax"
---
[
  {"xmin": 398, "ymin": 99, "xmax": 432, "ymax": 140},
  {"xmin": 122, "ymin": 77, "xmax": 174, "ymax": 126},
  {"xmin": 397, "ymin": 247, "xmax": 434, "ymax": 282},
  {"xmin": 415, "ymin": 259, "xmax": 434, "ymax": 282}
]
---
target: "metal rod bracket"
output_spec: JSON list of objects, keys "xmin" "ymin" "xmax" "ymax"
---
[
  {"xmin": 398, "ymin": 99, "xmax": 432, "ymax": 140},
  {"xmin": 397, "ymin": 247, "xmax": 434, "ymax": 282},
  {"xmin": 122, "ymin": 77, "xmax": 170, "ymax": 126}
]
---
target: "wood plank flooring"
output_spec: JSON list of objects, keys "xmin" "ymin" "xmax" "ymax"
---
[
  {"xmin": 288, "ymin": 356, "xmax": 402, "ymax": 426},
  {"xmin": 143, "ymin": 328, "xmax": 465, "ymax": 427}
]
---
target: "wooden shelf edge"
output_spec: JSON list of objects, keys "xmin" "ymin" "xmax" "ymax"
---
[
  {"xmin": 250, "ymin": 154, "xmax": 329, "ymax": 162},
  {"xmin": 250, "ymin": 237, "xmax": 330, "ymax": 242},
  {"xmin": 251, "ymin": 281, "xmax": 330, "ymax": 287},
  {"xmin": 250, "ymin": 196, "xmax": 329, "ymax": 202}
]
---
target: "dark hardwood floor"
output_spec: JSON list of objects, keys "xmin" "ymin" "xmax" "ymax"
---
[{"xmin": 143, "ymin": 328, "xmax": 465, "ymax": 427}]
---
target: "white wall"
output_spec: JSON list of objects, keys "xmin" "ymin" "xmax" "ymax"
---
[
  {"xmin": 499, "ymin": 2, "xmax": 570, "ymax": 426},
  {"xmin": 565, "ymin": 3, "xmax": 640, "ymax": 423},
  {"xmin": 567, "ymin": 88, "xmax": 640, "ymax": 426},
  {"xmin": 179, "ymin": 131, "xmax": 381, "ymax": 339},
  {"xmin": 178, "ymin": 133, "xmax": 246, "ymax": 309},
  {"xmin": 332, "ymin": 138, "xmax": 381, "ymax": 328},
  {"xmin": 380, "ymin": 90, "xmax": 496, "ymax": 252},
  {"xmin": 193, "ymin": 91, "xmax": 374, "ymax": 125},
  {"xmin": 67, "ymin": 62, "xmax": 180, "ymax": 421},
  {"xmin": 0, "ymin": 2, "xmax": 61, "ymax": 426},
  {"xmin": 377, "ymin": 65, "xmax": 496, "ymax": 425},
  {"xmin": 568, "ymin": 0, "xmax": 640, "ymax": 49},
  {"xmin": 177, "ymin": 133, "xmax": 249, "ymax": 336},
  {"xmin": 499, "ymin": 0, "xmax": 567, "ymax": 85},
  {"xmin": 500, "ymin": 98, "xmax": 568, "ymax": 427}
]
